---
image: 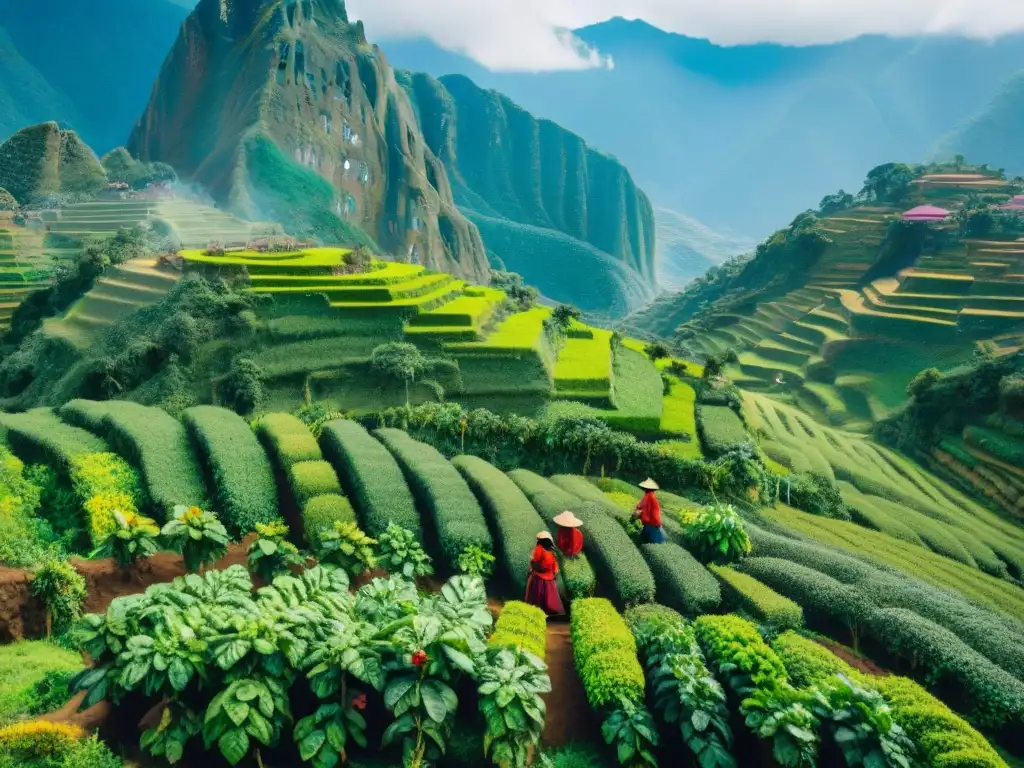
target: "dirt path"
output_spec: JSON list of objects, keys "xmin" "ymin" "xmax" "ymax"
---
[{"xmin": 541, "ymin": 621, "xmax": 596, "ymax": 747}]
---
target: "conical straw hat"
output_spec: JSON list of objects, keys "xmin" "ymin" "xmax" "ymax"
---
[
  {"xmin": 553, "ymin": 511, "xmax": 583, "ymax": 528},
  {"xmin": 638, "ymin": 478, "xmax": 660, "ymax": 491},
  {"xmin": 536, "ymin": 530, "xmax": 554, "ymax": 542}
]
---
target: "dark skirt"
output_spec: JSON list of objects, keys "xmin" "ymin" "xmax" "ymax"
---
[
  {"xmin": 525, "ymin": 575, "xmax": 565, "ymax": 615},
  {"xmin": 641, "ymin": 524, "xmax": 667, "ymax": 544}
]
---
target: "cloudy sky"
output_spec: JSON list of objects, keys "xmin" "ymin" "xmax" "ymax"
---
[{"xmin": 344, "ymin": 0, "xmax": 1024, "ymax": 71}]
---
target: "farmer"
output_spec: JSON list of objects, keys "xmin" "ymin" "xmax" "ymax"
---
[
  {"xmin": 525, "ymin": 531, "xmax": 565, "ymax": 616},
  {"xmin": 553, "ymin": 510, "xmax": 584, "ymax": 557},
  {"xmin": 634, "ymin": 478, "xmax": 666, "ymax": 543}
]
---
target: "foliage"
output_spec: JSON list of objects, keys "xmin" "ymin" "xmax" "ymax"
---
[
  {"xmin": 641, "ymin": 542, "xmax": 722, "ymax": 616},
  {"xmin": 860, "ymin": 163, "xmax": 915, "ymax": 204},
  {"xmin": 490, "ymin": 270, "xmax": 538, "ymax": 312},
  {"xmin": 0, "ymin": 446, "xmax": 58, "ymax": 569},
  {"xmin": 696, "ymin": 404, "xmax": 749, "ymax": 455},
  {"xmin": 287, "ymin": 460, "xmax": 344, "ymax": 507},
  {"xmin": 785, "ymin": 473, "xmax": 848, "ymax": 520},
  {"xmin": 254, "ymin": 412, "xmax": 323, "ymax": 466},
  {"xmin": 710, "ymin": 565, "xmax": 803, "ymax": 632},
  {"xmin": 315, "ymin": 520, "xmax": 378, "ymax": 577},
  {"xmin": 740, "ymin": 683, "xmax": 819, "ymax": 767},
  {"xmin": 371, "ymin": 342, "xmax": 429, "ymax": 406},
  {"xmin": 489, "ymin": 602, "xmax": 547, "ymax": 660},
  {"xmin": 771, "ymin": 632, "xmax": 860, "ymax": 689},
  {"xmin": 570, "ymin": 599, "xmax": 646, "ymax": 710},
  {"xmin": 693, "ymin": 615, "xmax": 788, "ymax": 696},
  {"xmin": 685, "ymin": 503, "xmax": 752, "ymax": 564},
  {"xmin": 452, "ymin": 454, "xmax": 551, "ymax": 593},
  {"xmin": 906, "ymin": 368, "xmax": 941, "ymax": 399},
  {"xmin": 69, "ymin": 451, "xmax": 145, "ymax": 546},
  {"xmin": 301, "ymin": 494, "xmax": 357, "ymax": 550},
  {"xmin": 477, "ymin": 646, "xmax": 551, "ymax": 766},
  {"xmin": 0, "ymin": 721, "xmax": 85, "ymax": 768},
  {"xmin": 183, "ymin": 406, "xmax": 278, "ymax": 536},
  {"xmin": 376, "ymin": 523, "xmax": 434, "ymax": 579},
  {"xmin": 628, "ymin": 607, "xmax": 735, "ymax": 768},
  {"xmin": 0, "ymin": 640, "xmax": 84, "ymax": 725},
  {"xmin": 602, "ymin": 696, "xmax": 659, "ymax": 768},
  {"xmin": 458, "ymin": 544, "xmax": 496, "ymax": 579},
  {"xmin": 90, "ymin": 510, "xmax": 160, "ymax": 567},
  {"xmin": 818, "ymin": 189, "xmax": 855, "ymax": 215},
  {"xmin": 374, "ymin": 428, "xmax": 493, "ymax": 569},
  {"xmin": 319, "ymin": 419, "xmax": 422, "ymax": 539},
  {"xmin": 246, "ymin": 520, "xmax": 305, "ymax": 582},
  {"xmin": 160, "ymin": 505, "xmax": 229, "ymax": 572}
]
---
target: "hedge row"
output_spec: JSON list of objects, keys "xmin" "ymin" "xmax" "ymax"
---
[
  {"xmin": 748, "ymin": 524, "xmax": 1024, "ymax": 682},
  {"xmin": 693, "ymin": 614, "xmax": 788, "ymax": 694},
  {"xmin": 711, "ymin": 564, "xmax": 803, "ymax": 632},
  {"xmin": 0, "ymin": 409, "xmax": 108, "ymax": 472},
  {"xmin": 643, "ymin": 543, "xmax": 721, "ymax": 616},
  {"xmin": 374, "ymin": 428, "xmax": 492, "ymax": 567},
  {"xmin": 489, "ymin": 601, "xmax": 547, "ymax": 660},
  {"xmin": 570, "ymin": 598, "xmax": 645, "ymax": 710},
  {"xmin": 771, "ymin": 632, "xmax": 1009, "ymax": 768},
  {"xmin": 452, "ymin": 455, "xmax": 549, "ymax": 594},
  {"xmin": 509, "ymin": 470, "xmax": 654, "ymax": 605},
  {"xmin": 60, "ymin": 400, "xmax": 207, "ymax": 520},
  {"xmin": 255, "ymin": 412, "xmax": 350, "ymax": 548},
  {"xmin": 182, "ymin": 406, "xmax": 278, "ymax": 536},
  {"xmin": 319, "ymin": 419, "xmax": 420, "ymax": 540}
]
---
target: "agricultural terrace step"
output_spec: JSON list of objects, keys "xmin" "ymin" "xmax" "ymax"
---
[
  {"xmin": 403, "ymin": 325, "xmax": 480, "ymax": 343},
  {"xmin": 838, "ymin": 289, "xmax": 956, "ymax": 327},
  {"xmin": 407, "ymin": 290, "xmax": 505, "ymax": 328},
  {"xmin": 805, "ymin": 309, "xmax": 849, "ymax": 332},
  {"xmin": 250, "ymin": 273, "xmax": 454, "ymax": 302},
  {"xmin": 329, "ymin": 282, "xmax": 467, "ymax": 314},
  {"xmin": 861, "ymin": 286, "xmax": 959, "ymax": 320},
  {"xmin": 754, "ymin": 339, "xmax": 813, "ymax": 366},
  {"xmin": 93, "ymin": 277, "xmax": 169, "ymax": 301},
  {"xmin": 789, "ymin": 322, "xmax": 847, "ymax": 345},
  {"xmin": 778, "ymin": 332, "xmax": 819, "ymax": 350},
  {"xmin": 448, "ymin": 307, "xmax": 551, "ymax": 355},
  {"xmin": 738, "ymin": 353, "xmax": 806, "ymax": 383}
]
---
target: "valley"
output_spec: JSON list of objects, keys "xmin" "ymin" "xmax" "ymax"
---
[{"xmin": 0, "ymin": 3, "xmax": 1021, "ymax": 768}]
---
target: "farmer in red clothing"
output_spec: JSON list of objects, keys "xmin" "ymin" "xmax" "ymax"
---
[
  {"xmin": 525, "ymin": 531, "xmax": 565, "ymax": 616},
  {"xmin": 553, "ymin": 511, "xmax": 584, "ymax": 557},
  {"xmin": 634, "ymin": 477, "xmax": 666, "ymax": 543}
]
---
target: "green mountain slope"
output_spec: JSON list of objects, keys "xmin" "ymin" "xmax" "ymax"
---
[
  {"xmin": 0, "ymin": 123, "xmax": 105, "ymax": 204},
  {"xmin": 655, "ymin": 207, "xmax": 753, "ymax": 291},
  {"xmin": 934, "ymin": 70, "xmax": 1024, "ymax": 177},
  {"xmin": 401, "ymin": 72, "xmax": 657, "ymax": 314},
  {"xmin": 0, "ymin": 26, "xmax": 82, "ymax": 141}
]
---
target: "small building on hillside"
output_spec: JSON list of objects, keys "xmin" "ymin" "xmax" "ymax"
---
[
  {"xmin": 901, "ymin": 205, "xmax": 951, "ymax": 222},
  {"xmin": 997, "ymin": 195, "xmax": 1024, "ymax": 211}
]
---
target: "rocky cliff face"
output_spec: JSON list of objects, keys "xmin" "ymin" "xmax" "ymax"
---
[
  {"xmin": 404, "ymin": 72, "xmax": 658, "ymax": 314},
  {"xmin": 128, "ymin": 0, "xmax": 488, "ymax": 281}
]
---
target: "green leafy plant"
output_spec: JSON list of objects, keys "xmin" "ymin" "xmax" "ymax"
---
[
  {"xmin": 601, "ymin": 695, "xmax": 659, "ymax": 768},
  {"xmin": 741, "ymin": 684, "xmax": 819, "ymax": 768},
  {"xmin": 160, "ymin": 505, "xmax": 230, "ymax": 572},
  {"xmin": 315, "ymin": 521, "xmax": 378, "ymax": 578},
  {"xmin": 808, "ymin": 675, "xmax": 916, "ymax": 768},
  {"xmin": 30, "ymin": 560, "xmax": 87, "ymax": 637},
  {"xmin": 246, "ymin": 520, "xmax": 305, "ymax": 581},
  {"xmin": 139, "ymin": 702, "xmax": 202, "ymax": 765},
  {"xmin": 685, "ymin": 503, "xmax": 751, "ymax": 564},
  {"xmin": 90, "ymin": 510, "xmax": 160, "ymax": 567},
  {"xmin": 458, "ymin": 544, "xmax": 496, "ymax": 579},
  {"xmin": 376, "ymin": 522, "xmax": 434, "ymax": 579},
  {"xmin": 202, "ymin": 677, "xmax": 290, "ymax": 765},
  {"xmin": 477, "ymin": 646, "xmax": 551, "ymax": 766}
]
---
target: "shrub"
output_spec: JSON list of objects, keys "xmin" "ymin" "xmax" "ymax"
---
[
  {"xmin": 457, "ymin": 544, "xmax": 496, "ymax": 578},
  {"xmin": 182, "ymin": 406, "xmax": 278, "ymax": 536},
  {"xmin": 696, "ymin": 404, "xmax": 749, "ymax": 455},
  {"xmin": 560, "ymin": 556, "xmax": 597, "ymax": 601},
  {"xmin": 711, "ymin": 564, "xmax": 803, "ymax": 632},
  {"xmin": 59, "ymin": 734, "xmax": 124, "ymax": 768},
  {"xmin": 160, "ymin": 505, "xmax": 229, "ymax": 572},
  {"xmin": 642, "ymin": 542, "xmax": 721, "ymax": 616},
  {"xmin": 319, "ymin": 419, "xmax": 421, "ymax": 539},
  {"xmin": 570, "ymin": 598, "xmax": 646, "ymax": 710},
  {"xmin": 287, "ymin": 460, "xmax": 343, "ymax": 507},
  {"xmin": 69, "ymin": 452, "xmax": 146, "ymax": 545},
  {"xmin": 300, "ymin": 494, "xmax": 356, "ymax": 551},
  {"xmin": 685, "ymin": 503, "xmax": 751, "ymax": 564},
  {"xmin": 865, "ymin": 608, "xmax": 1024, "ymax": 730},
  {"xmin": 376, "ymin": 522, "xmax": 433, "ymax": 579},
  {"xmin": 0, "ymin": 721, "xmax": 85, "ymax": 765},
  {"xmin": 91, "ymin": 510, "xmax": 161, "ymax": 567},
  {"xmin": 254, "ymin": 412, "xmax": 322, "ymax": 465},
  {"xmin": 771, "ymin": 632, "xmax": 859, "ymax": 688},
  {"xmin": 29, "ymin": 560, "xmax": 87, "ymax": 638},
  {"xmin": 247, "ymin": 520, "xmax": 305, "ymax": 582},
  {"xmin": 0, "ymin": 448, "xmax": 56, "ymax": 569},
  {"xmin": 508, "ymin": 470, "xmax": 652, "ymax": 606},
  {"xmin": 694, "ymin": 615, "xmax": 789, "ymax": 694},
  {"xmin": 874, "ymin": 676, "xmax": 1008, "ymax": 768},
  {"xmin": 374, "ymin": 428, "xmax": 492, "ymax": 567},
  {"xmin": 489, "ymin": 601, "xmax": 547, "ymax": 660},
  {"xmin": 0, "ymin": 641, "xmax": 84, "ymax": 725},
  {"xmin": 452, "ymin": 455, "xmax": 550, "ymax": 594},
  {"xmin": 477, "ymin": 646, "xmax": 551, "ymax": 767},
  {"xmin": 60, "ymin": 401, "xmax": 208, "ymax": 520},
  {"xmin": 315, "ymin": 520, "xmax": 377, "ymax": 578},
  {"xmin": 0, "ymin": 409, "xmax": 108, "ymax": 472}
]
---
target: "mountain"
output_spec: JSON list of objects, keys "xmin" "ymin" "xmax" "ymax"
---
[
  {"xmin": 129, "ymin": 0, "xmax": 490, "ymax": 281},
  {"xmin": 655, "ymin": 208, "xmax": 752, "ymax": 292},
  {"xmin": 401, "ymin": 73, "xmax": 657, "ymax": 313},
  {"xmin": 933, "ymin": 70, "xmax": 1024, "ymax": 177},
  {"xmin": 0, "ymin": 26, "xmax": 83, "ymax": 142},
  {"xmin": 0, "ymin": 123, "xmax": 106, "ymax": 204},
  {"xmin": 379, "ymin": 21, "xmax": 1024, "ymax": 237},
  {"xmin": 0, "ymin": 0, "xmax": 190, "ymax": 153}
]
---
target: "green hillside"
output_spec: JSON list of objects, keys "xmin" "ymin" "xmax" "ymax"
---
[
  {"xmin": 0, "ymin": 26, "xmax": 82, "ymax": 142},
  {"xmin": 935, "ymin": 70, "xmax": 1024, "ymax": 177},
  {"xmin": 402, "ymin": 71, "xmax": 657, "ymax": 314}
]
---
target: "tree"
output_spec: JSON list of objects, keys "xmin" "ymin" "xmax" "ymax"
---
[
  {"xmin": 703, "ymin": 349, "xmax": 739, "ymax": 380},
  {"xmin": 644, "ymin": 341, "xmax": 670, "ymax": 363},
  {"xmin": 860, "ymin": 163, "xmax": 915, "ymax": 205},
  {"xmin": 0, "ymin": 187, "xmax": 16, "ymax": 211},
  {"xmin": 490, "ymin": 270, "xmax": 538, "ymax": 312},
  {"xmin": 550, "ymin": 304, "xmax": 581, "ymax": 329},
  {"xmin": 999, "ymin": 374, "xmax": 1024, "ymax": 416},
  {"xmin": 345, "ymin": 244, "xmax": 372, "ymax": 270},
  {"xmin": 818, "ymin": 189, "xmax": 854, "ymax": 216},
  {"xmin": 221, "ymin": 357, "xmax": 264, "ymax": 415},
  {"xmin": 907, "ymin": 368, "xmax": 941, "ymax": 399},
  {"xmin": 953, "ymin": 154, "xmax": 965, "ymax": 171},
  {"xmin": 371, "ymin": 342, "xmax": 428, "ymax": 407}
]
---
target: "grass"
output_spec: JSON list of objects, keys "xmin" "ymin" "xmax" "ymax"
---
[
  {"xmin": 407, "ymin": 290, "xmax": 504, "ymax": 328},
  {"xmin": 710, "ymin": 564, "xmax": 803, "ymax": 631},
  {"xmin": 660, "ymin": 377, "xmax": 699, "ymax": 446},
  {"xmin": 59, "ymin": 400, "xmax": 209, "ymax": 520},
  {"xmin": 0, "ymin": 641, "xmax": 84, "ymax": 725},
  {"xmin": 182, "ymin": 406, "xmax": 278, "ymax": 536},
  {"xmin": 449, "ymin": 307, "xmax": 550, "ymax": 354},
  {"xmin": 0, "ymin": 408, "xmax": 109, "ymax": 471},
  {"xmin": 696, "ymin": 404, "xmax": 749, "ymax": 455},
  {"xmin": 554, "ymin": 327, "xmax": 613, "ymax": 394},
  {"xmin": 181, "ymin": 247, "xmax": 353, "ymax": 269},
  {"xmin": 964, "ymin": 425, "xmax": 1024, "ymax": 466}
]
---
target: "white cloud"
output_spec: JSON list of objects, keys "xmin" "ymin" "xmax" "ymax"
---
[{"xmin": 345, "ymin": 0, "xmax": 1024, "ymax": 71}]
